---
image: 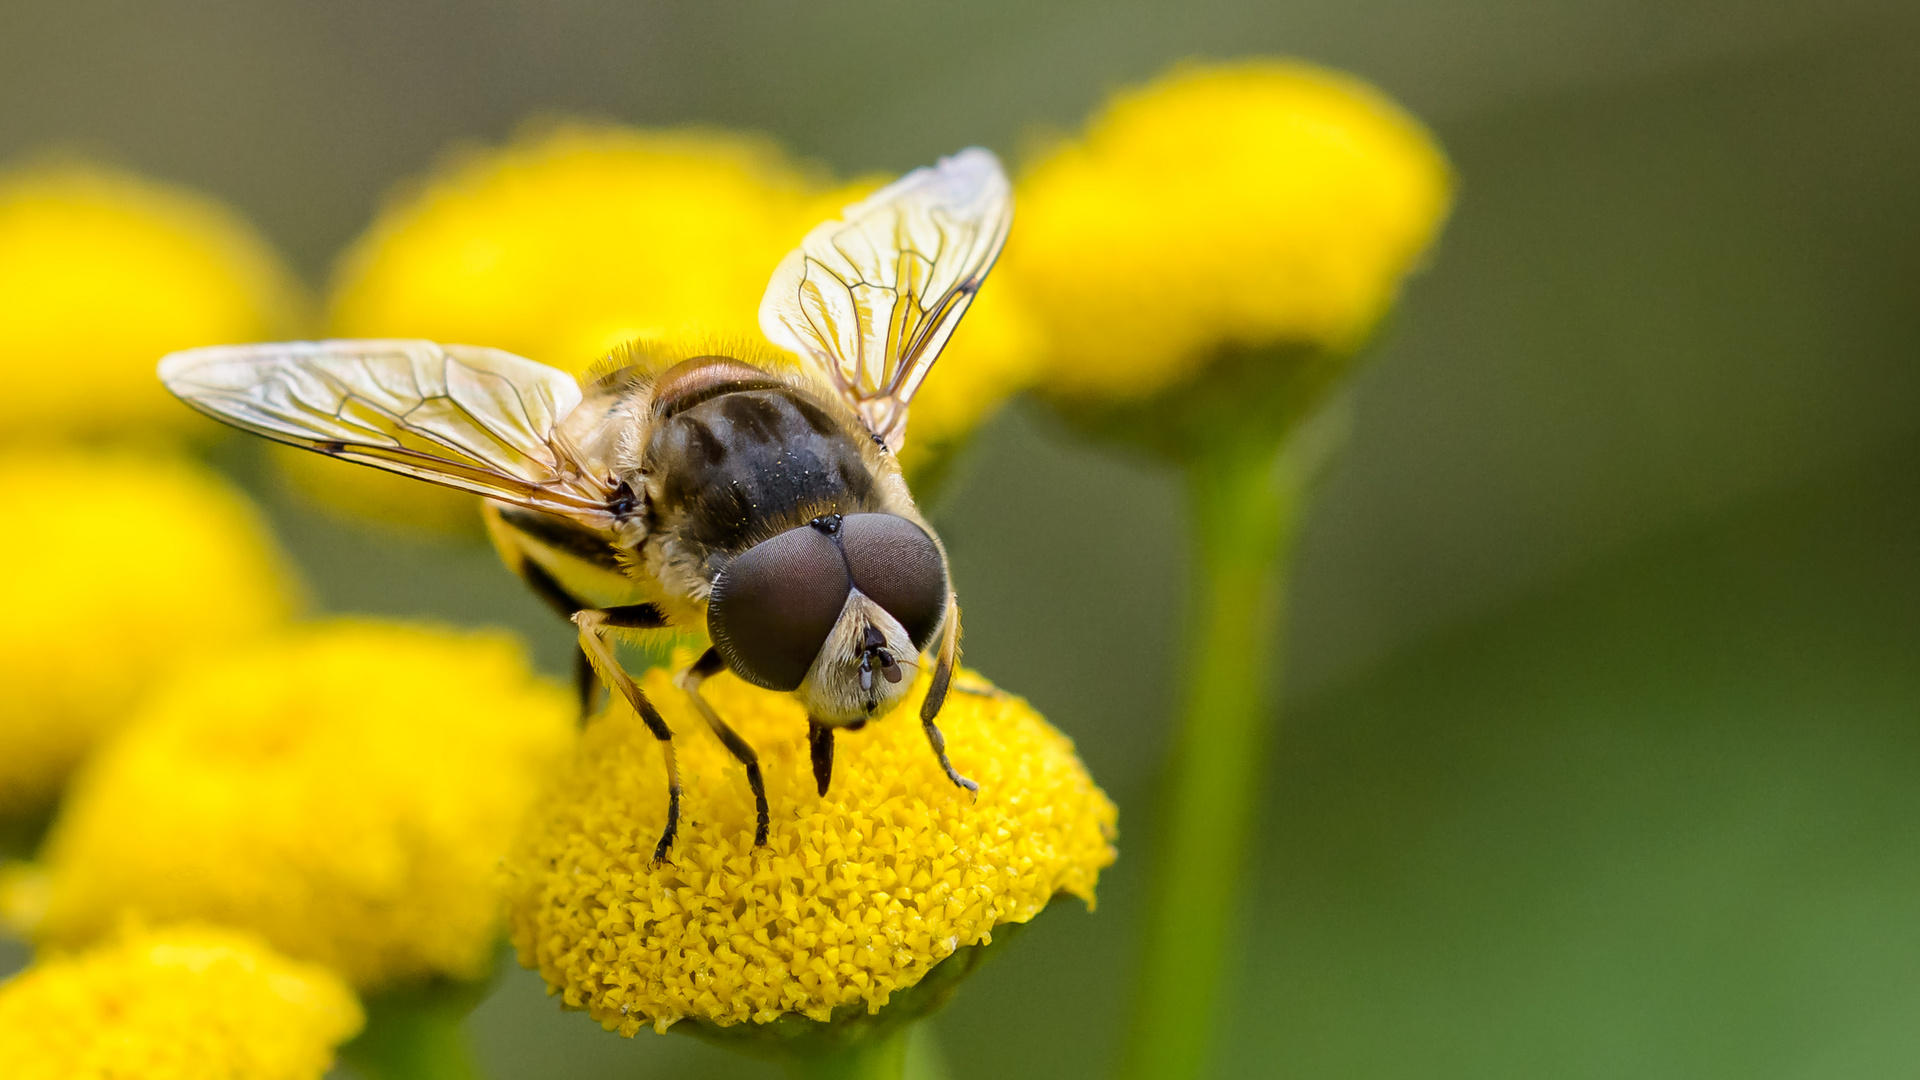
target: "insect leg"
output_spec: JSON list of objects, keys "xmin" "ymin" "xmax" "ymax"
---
[
  {"xmin": 571, "ymin": 650, "xmax": 596, "ymax": 720},
  {"xmin": 574, "ymin": 608, "xmax": 681, "ymax": 863},
  {"xmin": 676, "ymin": 648, "xmax": 770, "ymax": 847},
  {"xmin": 919, "ymin": 591, "xmax": 978, "ymax": 796},
  {"xmin": 807, "ymin": 720, "xmax": 835, "ymax": 797},
  {"xmin": 487, "ymin": 508, "xmax": 607, "ymax": 721},
  {"xmin": 522, "ymin": 561, "xmax": 669, "ymax": 719},
  {"xmin": 515, "ymin": 559, "xmax": 603, "ymax": 717},
  {"xmin": 491, "ymin": 515, "xmax": 668, "ymax": 720},
  {"xmin": 518, "ymin": 557, "xmax": 599, "ymax": 718}
]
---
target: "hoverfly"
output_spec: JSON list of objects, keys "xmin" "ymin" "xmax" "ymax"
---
[{"xmin": 160, "ymin": 148, "xmax": 1012, "ymax": 861}]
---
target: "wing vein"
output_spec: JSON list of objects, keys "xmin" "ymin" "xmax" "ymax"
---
[
  {"xmin": 159, "ymin": 339, "xmax": 614, "ymax": 525},
  {"xmin": 759, "ymin": 147, "xmax": 1012, "ymax": 452}
]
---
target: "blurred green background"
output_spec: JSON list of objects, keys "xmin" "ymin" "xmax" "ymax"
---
[{"xmin": 5, "ymin": 1, "xmax": 1920, "ymax": 1076}]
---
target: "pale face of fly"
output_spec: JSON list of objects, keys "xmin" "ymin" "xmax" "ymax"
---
[{"xmin": 158, "ymin": 148, "xmax": 1013, "ymax": 862}]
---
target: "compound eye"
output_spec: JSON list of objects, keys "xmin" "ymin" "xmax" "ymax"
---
[
  {"xmin": 840, "ymin": 514, "xmax": 948, "ymax": 651},
  {"xmin": 708, "ymin": 526, "xmax": 852, "ymax": 691}
]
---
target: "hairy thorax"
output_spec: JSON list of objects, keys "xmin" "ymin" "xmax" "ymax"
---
[{"xmin": 619, "ymin": 366, "xmax": 922, "ymax": 630}]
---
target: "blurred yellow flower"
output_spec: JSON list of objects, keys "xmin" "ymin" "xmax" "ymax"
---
[
  {"xmin": 310, "ymin": 125, "xmax": 1031, "ymax": 525},
  {"xmin": 504, "ymin": 653, "xmax": 1116, "ymax": 1035},
  {"xmin": 331, "ymin": 124, "xmax": 832, "ymax": 370},
  {"xmin": 0, "ymin": 160, "xmax": 305, "ymax": 440},
  {"xmin": 267, "ymin": 442, "xmax": 487, "ymax": 537},
  {"xmin": 0, "ymin": 923, "xmax": 362, "ymax": 1080},
  {"xmin": 316, "ymin": 125, "xmax": 832, "ymax": 530},
  {"xmin": 32, "ymin": 620, "xmax": 573, "ymax": 990},
  {"xmin": 0, "ymin": 861, "xmax": 50, "ymax": 938},
  {"xmin": 0, "ymin": 450, "xmax": 296, "ymax": 816},
  {"xmin": 1011, "ymin": 60, "xmax": 1452, "ymax": 400}
]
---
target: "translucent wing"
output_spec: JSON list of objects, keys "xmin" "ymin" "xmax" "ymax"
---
[
  {"xmin": 158, "ymin": 339, "xmax": 615, "ymax": 522},
  {"xmin": 759, "ymin": 147, "xmax": 1012, "ymax": 452}
]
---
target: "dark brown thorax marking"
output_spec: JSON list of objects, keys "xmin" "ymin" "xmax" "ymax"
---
[{"xmin": 645, "ymin": 359, "xmax": 879, "ymax": 556}]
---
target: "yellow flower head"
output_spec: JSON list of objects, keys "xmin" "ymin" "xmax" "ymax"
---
[
  {"xmin": 0, "ymin": 160, "xmax": 305, "ymax": 440},
  {"xmin": 31, "ymin": 620, "xmax": 573, "ymax": 990},
  {"xmin": 0, "ymin": 923, "xmax": 362, "ymax": 1080},
  {"xmin": 0, "ymin": 450, "xmax": 296, "ymax": 816},
  {"xmin": 1012, "ymin": 60, "xmax": 1452, "ymax": 400},
  {"xmin": 504, "ymin": 655, "xmax": 1116, "ymax": 1035}
]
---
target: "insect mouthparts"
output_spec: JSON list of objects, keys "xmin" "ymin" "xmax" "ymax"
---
[{"xmin": 856, "ymin": 626, "xmax": 905, "ymax": 704}]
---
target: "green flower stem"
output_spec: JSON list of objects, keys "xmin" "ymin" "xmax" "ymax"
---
[
  {"xmin": 341, "ymin": 983, "xmax": 485, "ymax": 1080},
  {"xmin": 1122, "ymin": 423, "xmax": 1315, "ymax": 1080},
  {"xmin": 783, "ymin": 1023, "xmax": 911, "ymax": 1080}
]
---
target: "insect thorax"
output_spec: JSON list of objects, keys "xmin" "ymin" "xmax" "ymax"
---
[{"xmin": 645, "ymin": 384, "xmax": 882, "ymax": 563}]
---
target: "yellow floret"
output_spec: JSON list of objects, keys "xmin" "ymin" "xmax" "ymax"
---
[
  {"xmin": 0, "ymin": 923, "xmax": 362, "ymax": 1080},
  {"xmin": 33, "ymin": 620, "xmax": 573, "ymax": 990},
  {"xmin": 0, "ymin": 160, "xmax": 305, "ymax": 440},
  {"xmin": 0, "ymin": 451, "xmax": 296, "ymax": 816},
  {"xmin": 1011, "ymin": 60, "xmax": 1452, "ymax": 400},
  {"xmin": 504, "ymin": 654, "xmax": 1117, "ymax": 1035}
]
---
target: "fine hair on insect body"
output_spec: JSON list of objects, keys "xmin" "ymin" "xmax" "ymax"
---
[{"xmin": 159, "ymin": 148, "xmax": 1013, "ymax": 862}]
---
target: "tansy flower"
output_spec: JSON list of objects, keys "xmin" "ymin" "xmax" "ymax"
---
[
  {"xmin": 29, "ymin": 620, "xmax": 573, "ymax": 990},
  {"xmin": 0, "ymin": 450, "xmax": 296, "ymax": 817},
  {"xmin": 0, "ymin": 923, "xmax": 362, "ymax": 1080},
  {"xmin": 504, "ymin": 653, "xmax": 1115, "ymax": 1036},
  {"xmin": 0, "ymin": 159, "xmax": 305, "ymax": 441},
  {"xmin": 1011, "ymin": 60, "xmax": 1452, "ymax": 401}
]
